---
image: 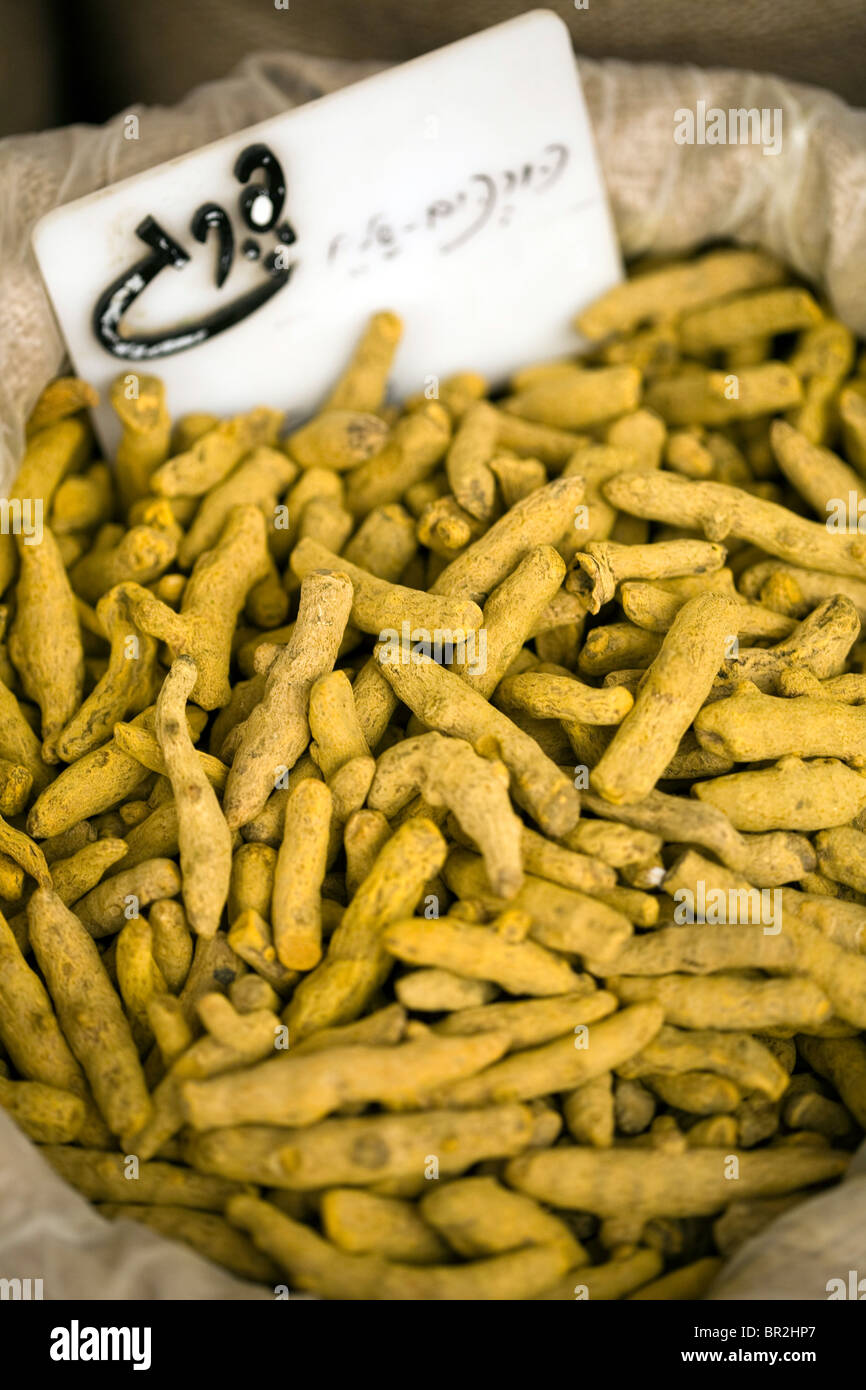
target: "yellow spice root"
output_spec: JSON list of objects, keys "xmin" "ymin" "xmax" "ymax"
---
[{"xmin": 7, "ymin": 267, "xmax": 866, "ymax": 1300}]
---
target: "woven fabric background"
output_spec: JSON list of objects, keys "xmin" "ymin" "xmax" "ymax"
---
[{"xmin": 2, "ymin": 0, "xmax": 864, "ymax": 135}]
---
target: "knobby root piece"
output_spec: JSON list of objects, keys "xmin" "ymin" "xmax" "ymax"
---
[
  {"xmin": 375, "ymin": 649, "xmax": 580, "ymax": 838},
  {"xmin": 502, "ymin": 366, "xmax": 641, "ymax": 430},
  {"xmin": 43, "ymin": 1145, "xmax": 247, "ymax": 1209},
  {"xmin": 345, "ymin": 402, "xmax": 451, "ymax": 516},
  {"xmin": 320, "ymin": 1188, "xmax": 449, "ymax": 1264},
  {"xmin": 627, "ymin": 1256, "xmax": 723, "ymax": 1301},
  {"xmin": 608, "ymin": 974, "xmax": 831, "ymax": 1033},
  {"xmin": 286, "ymin": 818, "xmax": 447, "ymax": 1040},
  {"xmin": 394, "ymin": 969, "xmax": 495, "ymax": 1012},
  {"xmin": 188, "ymin": 1104, "xmax": 535, "ymax": 1189},
  {"xmin": 0, "ymin": 418, "xmax": 91, "ymax": 596},
  {"xmin": 179, "ymin": 446, "xmax": 296, "ymax": 567},
  {"xmin": 536, "ymin": 1247, "xmax": 664, "ymax": 1301},
  {"xmin": 225, "ymin": 1194, "xmax": 568, "ymax": 1300},
  {"xmin": 8, "ymin": 527, "xmax": 84, "ymax": 761},
  {"xmin": 580, "ymin": 788, "xmax": 814, "ymax": 888},
  {"xmin": 27, "ymin": 888, "xmax": 152, "ymax": 1138},
  {"xmin": 430, "ymin": 1003, "xmax": 663, "ymax": 1108},
  {"xmin": 616, "ymin": 1025, "xmax": 790, "ymax": 1100},
  {"xmin": 325, "ymin": 311, "xmax": 403, "ymax": 413},
  {"xmin": 421, "ymin": 1174, "xmax": 586, "ymax": 1266},
  {"xmin": 151, "ymin": 407, "xmax": 282, "ymax": 498},
  {"xmin": 272, "ymin": 778, "xmax": 332, "ymax": 970},
  {"xmin": 291, "ymin": 536, "xmax": 481, "ymax": 638},
  {"xmin": 693, "ymin": 756, "xmax": 866, "ymax": 832},
  {"xmin": 98, "ymin": 1203, "xmax": 278, "ymax": 1282},
  {"xmin": 575, "ymin": 249, "xmax": 786, "ymax": 340},
  {"xmin": 605, "ymin": 471, "xmax": 866, "ymax": 579},
  {"xmin": 119, "ymin": 505, "xmax": 272, "ymax": 709},
  {"xmin": 444, "ymin": 849, "xmax": 632, "ymax": 964},
  {"xmin": 591, "ymin": 592, "xmax": 741, "ymax": 805},
  {"xmin": 463, "ymin": 545, "xmax": 567, "ymax": 699},
  {"xmin": 116, "ymin": 917, "xmax": 167, "ymax": 1052},
  {"xmin": 506, "ymin": 1144, "xmax": 848, "ymax": 1220},
  {"xmin": 222, "ymin": 570, "xmax": 354, "ymax": 830},
  {"xmin": 430, "ymin": 476, "xmax": 586, "ymax": 603},
  {"xmin": 695, "ymin": 683, "xmax": 866, "ymax": 765},
  {"xmin": 369, "ymin": 732, "xmax": 523, "ymax": 897},
  {"xmin": 569, "ymin": 538, "xmax": 727, "ymax": 614},
  {"xmin": 181, "ymin": 1028, "xmax": 510, "ymax": 1129},
  {"xmin": 432, "ymin": 990, "xmax": 612, "ymax": 1051},
  {"xmin": 56, "ymin": 587, "xmax": 159, "ymax": 762},
  {"xmin": 384, "ymin": 913, "xmax": 584, "ymax": 998},
  {"xmin": 0, "ymin": 1075, "xmax": 86, "ymax": 1144}
]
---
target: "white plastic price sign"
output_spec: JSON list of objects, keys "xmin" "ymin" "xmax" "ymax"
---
[{"xmin": 33, "ymin": 9, "xmax": 622, "ymax": 454}]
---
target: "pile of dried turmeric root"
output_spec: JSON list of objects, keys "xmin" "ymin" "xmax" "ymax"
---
[{"xmin": 2, "ymin": 245, "xmax": 866, "ymax": 1299}]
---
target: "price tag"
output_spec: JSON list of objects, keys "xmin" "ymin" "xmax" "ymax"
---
[{"xmin": 33, "ymin": 9, "xmax": 622, "ymax": 454}]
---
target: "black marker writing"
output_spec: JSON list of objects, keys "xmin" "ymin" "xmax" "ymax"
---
[
  {"xmin": 327, "ymin": 140, "xmax": 572, "ymax": 273},
  {"xmin": 92, "ymin": 144, "xmax": 295, "ymax": 361}
]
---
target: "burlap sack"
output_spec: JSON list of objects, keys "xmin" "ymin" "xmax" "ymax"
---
[
  {"xmin": 2, "ymin": 46, "xmax": 866, "ymax": 488},
  {"xmin": 0, "ymin": 1109, "xmax": 270, "ymax": 1299},
  {"xmin": 0, "ymin": 43, "xmax": 864, "ymax": 1299},
  {"xmin": 6, "ymin": 0, "xmax": 863, "ymax": 131}
]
